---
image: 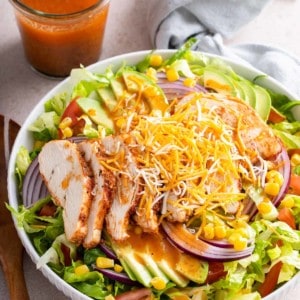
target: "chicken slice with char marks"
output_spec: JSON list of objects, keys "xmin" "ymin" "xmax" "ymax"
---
[
  {"xmin": 78, "ymin": 139, "xmax": 116, "ymax": 248},
  {"xmin": 179, "ymin": 93, "xmax": 282, "ymax": 161},
  {"xmin": 38, "ymin": 140, "xmax": 93, "ymax": 244},
  {"xmin": 102, "ymin": 135, "xmax": 140, "ymax": 241}
]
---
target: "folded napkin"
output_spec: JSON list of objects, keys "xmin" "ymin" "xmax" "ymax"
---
[{"xmin": 146, "ymin": 0, "xmax": 300, "ymax": 98}]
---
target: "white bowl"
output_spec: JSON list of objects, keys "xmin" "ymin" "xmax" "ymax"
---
[{"xmin": 7, "ymin": 50, "xmax": 300, "ymax": 300}]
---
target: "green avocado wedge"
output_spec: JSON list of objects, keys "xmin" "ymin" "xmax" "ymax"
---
[
  {"xmin": 76, "ymin": 97, "xmax": 114, "ymax": 129},
  {"xmin": 252, "ymin": 85, "xmax": 272, "ymax": 121}
]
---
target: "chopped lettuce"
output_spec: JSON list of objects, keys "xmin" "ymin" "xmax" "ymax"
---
[
  {"xmin": 28, "ymin": 111, "xmax": 60, "ymax": 141},
  {"xmin": 37, "ymin": 234, "xmax": 77, "ymax": 269},
  {"xmin": 44, "ymin": 92, "xmax": 69, "ymax": 116},
  {"xmin": 8, "ymin": 196, "xmax": 64, "ymax": 254},
  {"xmin": 15, "ymin": 146, "xmax": 32, "ymax": 188},
  {"xmin": 64, "ymin": 263, "xmax": 109, "ymax": 300}
]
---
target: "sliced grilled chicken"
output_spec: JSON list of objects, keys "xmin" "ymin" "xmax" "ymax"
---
[
  {"xmin": 135, "ymin": 207, "xmax": 159, "ymax": 233},
  {"xmin": 38, "ymin": 140, "xmax": 93, "ymax": 244},
  {"xmin": 179, "ymin": 93, "xmax": 282, "ymax": 161},
  {"xmin": 78, "ymin": 140, "xmax": 115, "ymax": 248},
  {"xmin": 166, "ymin": 191, "xmax": 190, "ymax": 223},
  {"xmin": 102, "ymin": 136, "xmax": 140, "ymax": 241}
]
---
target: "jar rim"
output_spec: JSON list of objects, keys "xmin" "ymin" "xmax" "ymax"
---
[{"xmin": 9, "ymin": 0, "xmax": 110, "ymax": 18}]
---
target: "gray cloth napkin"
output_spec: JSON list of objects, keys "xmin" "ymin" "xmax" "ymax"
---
[{"xmin": 146, "ymin": 0, "xmax": 300, "ymax": 98}]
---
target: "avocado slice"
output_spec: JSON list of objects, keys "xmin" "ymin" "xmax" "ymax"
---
[
  {"xmin": 253, "ymin": 85, "xmax": 271, "ymax": 121},
  {"xmin": 238, "ymin": 80, "xmax": 256, "ymax": 108},
  {"xmin": 97, "ymin": 86, "xmax": 117, "ymax": 112},
  {"xmin": 137, "ymin": 252, "xmax": 169, "ymax": 282},
  {"xmin": 110, "ymin": 77, "xmax": 127, "ymax": 101},
  {"xmin": 157, "ymin": 259, "xmax": 189, "ymax": 287},
  {"xmin": 175, "ymin": 252, "xmax": 208, "ymax": 284},
  {"xmin": 233, "ymin": 81, "xmax": 246, "ymax": 100},
  {"xmin": 122, "ymin": 69, "xmax": 169, "ymax": 111},
  {"xmin": 111, "ymin": 243, "xmax": 153, "ymax": 287},
  {"xmin": 203, "ymin": 68, "xmax": 236, "ymax": 96},
  {"xmin": 76, "ymin": 97, "xmax": 114, "ymax": 129}
]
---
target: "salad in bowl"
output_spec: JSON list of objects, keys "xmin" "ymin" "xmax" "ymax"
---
[{"xmin": 8, "ymin": 40, "xmax": 300, "ymax": 300}]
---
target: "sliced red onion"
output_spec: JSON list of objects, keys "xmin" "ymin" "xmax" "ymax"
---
[
  {"xmin": 272, "ymin": 148, "xmax": 291, "ymax": 206},
  {"xmin": 156, "ymin": 72, "xmax": 206, "ymax": 101},
  {"xmin": 161, "ymin": 221, "xmax": 254, "ymax": 262},
  {"xmin": 92, "ymin": 264, "xmax": 138, "ymax": 286},
  {"xmin": 22, "ymin": 136, "xmax": 87, "ymax": 207},
  {"xmin": 99, "ymin": 242, "xmax": 118, "ymax": 260},
  {"xmin": 200, "ymin": 238, "xmax": 237, "ymax": 249},
  {"xmin": 22, "ymin": 156, "xmax": 48, "ymax": 207}
]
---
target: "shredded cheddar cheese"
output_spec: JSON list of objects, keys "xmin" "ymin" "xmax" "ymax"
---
[{"xmin": 100, "ymin": 90, "xmax": 276, "ymax": 247}]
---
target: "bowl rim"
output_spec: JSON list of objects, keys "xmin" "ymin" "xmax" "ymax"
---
[{"xmin": 7, "ymin": 49, "xmax": 300, "ymax": 300}]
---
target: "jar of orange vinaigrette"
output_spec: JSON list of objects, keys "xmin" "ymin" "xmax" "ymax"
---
[{"xmin": 9, "ymin": 0, "xmax": 110, "ymax": 77}]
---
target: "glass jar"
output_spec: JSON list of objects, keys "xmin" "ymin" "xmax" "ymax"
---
[{"xmin": 9, "ymin": 0, "xmax": 110, "ymax": 77}]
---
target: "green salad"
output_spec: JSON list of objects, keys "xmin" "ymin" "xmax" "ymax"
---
[{"xmin": 10, "ymin": 40, "xmax": 300, "ymax": 300}]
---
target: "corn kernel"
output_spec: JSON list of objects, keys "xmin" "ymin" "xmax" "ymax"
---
[
  {"xmin": 235, "ymin": 227, "xmax": 249, "ymax": 239},
  {"xmin": 233, "ymin": 237, "xmax": 247, "ymax": 251},
  {"xmin": 266, "ymin": 170, "xmax": 284, "ymax": 186},
  {"xmin": 74, "ymin": 264, "xmax": 90, "ymax": 275},
  {"xmin": 59, "ymin": 117, "xmax": 73, "ymax": 129},
  {"xmin": 166, "ymin": 68, "xmax": 179, "ymax": 82},
  {"xmin": 96, "ymin": 257, "xmax": 114, "ymax": 269},
  {"xmin": 228, "ymin": 232, "xmax": 247, "ymax": 251},
  {"xmin": 257, "ymin": 201, "xmax": 272, "ymax": 214},
  {"xmin": 149, "ymin": 54, "xmax": 163, "ymax": 67},
  {"xmin": 291, "ymin": 154, "xmax": 300, "ymax": 166},
  {"xmin": 114, "ymin": 264, "xmax": 123, "ymax": 273},
  {"xmin": 62, "ymin": 127, "xmax": 73, "ymax": 138},
  {"xmin": 281, "ymin": 196, "xmax": 295, "ymax": 208},
  {"xmin": 264, "ymin": 182, "xmax": 280, "ymax": 196},
  {"xmin": 203, "ymin": 223, "xmax": 215, "ymax": 240},
  {"xmin": 151, "ymin": 277, "xmax": 166, "ymax": 290},
  {"xmin": 214, "ymin": 225, "xmax": 227, "ymax": 239},
  {"xmin": 183, "ymin": 77, "xmax": 196, "ymax": 88}
]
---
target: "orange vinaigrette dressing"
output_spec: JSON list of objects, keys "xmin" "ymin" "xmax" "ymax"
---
[{"xmin": 15, "ymin": 0, "xmax": 110, "ymax": 76}]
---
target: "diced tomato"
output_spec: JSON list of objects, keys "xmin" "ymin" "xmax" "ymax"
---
[
  {"xmin": 268, "ymin": 107, "xmax": 286, "ymax": 123},
  {"xmin": 61, "ymin": 98, "xmax": 83, "ymax": 125},
  {"xmin": 61, "ymin": 243, "xmax": 72, "ymax": 266},
  {"xmin": 39, "ymin": 202, "xmax": 57, "ymax": 217},
  {"xmin": 205, "ymin": 261, "xmax": 227, "ymax": 284},
  {"xmin": 278, "ymin": 207, "xmax": 296, "ymax": 229},
  {"xmin": 58, "ymin": 98, "xmax": 85, "ymax": 138},
  {"xmin": 289, "ymin": 174, "xmax": 300, "ymax": 195},
  {"xmin": 258, "ymin": 261, "xmax": 283, "ymax": 297},
  {"xmin": 71, "ymin": 118, "xmax": 86, "ymax": 136}
]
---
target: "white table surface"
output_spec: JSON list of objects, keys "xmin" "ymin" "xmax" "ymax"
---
[{"xmin": 1, "ymin": 0, "xmax": 300, "ymax": 299}]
